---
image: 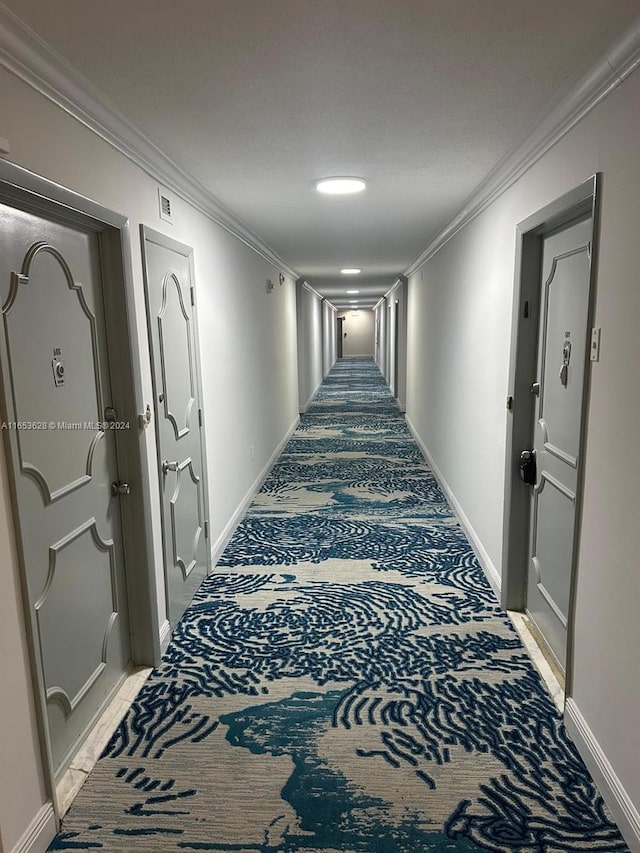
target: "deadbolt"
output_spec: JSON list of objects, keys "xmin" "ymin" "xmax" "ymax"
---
[
  {"xmin": 111, "ymin": 481, "xmax": 131, "ymax": 496},
  {"xmin": 519, "ymin": 450, "xmax": 536, "ymax": 486}
]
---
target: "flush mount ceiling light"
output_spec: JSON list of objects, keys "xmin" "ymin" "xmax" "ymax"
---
[
  {"xmin": 349, "ymin": 300, "xmax": 359, "ymax": 304},
  {"xmin": 340, "ymin": 268, "xmax": 361, "ymax": 275},
  {"xmin": 346, "ymin": 290, "xmax": 360, "ymax": 294},
  {"xmin": 316, "ymin": 177, "xmax": 366, "ymax": 195}
]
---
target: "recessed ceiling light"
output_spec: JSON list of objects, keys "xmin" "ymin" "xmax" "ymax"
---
[
  {"xmin": 340, "ymin": 268, "xmax": 361, "ymax": 275},
  {"xmin": 346, "ymin": 290, "xmax": 360, "ymax": 294},
  {"xmin": 316, "ymin": 177, "xmax": 366, "ymax": 195}
]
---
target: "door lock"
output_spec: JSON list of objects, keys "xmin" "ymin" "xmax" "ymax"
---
[
  {"xmin": 519, "ymin": 450, "xmax": 536, "ymax": 486},
  {"xmin": 162, "ymin": 460, "xmax": 179, "ymax": 474},
  {"xmin": 111, "ymin": 481, "xmax": 131, "ymax": 496}
]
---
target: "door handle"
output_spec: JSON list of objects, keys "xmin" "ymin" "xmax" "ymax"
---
[
  {"xmin": 519, "ymin": 450, "xmax": 536, "ymax": 486},
  {"xmin": 162, "ymin": 460, "xmax": 179, "ymax": 474}
]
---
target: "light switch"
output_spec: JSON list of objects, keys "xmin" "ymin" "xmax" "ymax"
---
[{"xmin": 590, "ymin": 327, "xmax": 601, "ymax": 362}]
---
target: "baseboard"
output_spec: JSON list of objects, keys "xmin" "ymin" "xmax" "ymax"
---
[
  {"xmin": 158, "ymin": 619, "xmax": 172, "ymax": 656},
  {"xmin": 299, "ymin": 386, "xmax": 319, "ymax": 413},
  {"xmin": 564, "ymin": 699, "xmax": 640, "ymax": 852},
  {"xmin": 9, "ymin": 803, "xmax": 56, "ymax": 853},
  {"xmin": 210, "ymin": 415, "xmax": 300, "ymax": 566},
  {"xmin": 405, "ymin": 414, "xmax": 502, "ymax": 599}
]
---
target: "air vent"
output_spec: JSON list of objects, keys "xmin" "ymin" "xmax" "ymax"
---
[{"xmin": 158, "ymin": 187, "xmax": 174, "ymax": 224}]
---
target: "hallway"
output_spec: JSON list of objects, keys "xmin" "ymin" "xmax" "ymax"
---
[
  {"xmin": 49, "ymin": 359, "xmax": 628, "ymax": 852},
  {"xmin": 1, "ymin": 7, "xmax": 640, "ymax": 851}
]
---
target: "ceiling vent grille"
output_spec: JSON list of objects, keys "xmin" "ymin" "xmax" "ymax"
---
[{"xmin": 158, "ymin": 187, "xmax": 174, "ymax": 223}]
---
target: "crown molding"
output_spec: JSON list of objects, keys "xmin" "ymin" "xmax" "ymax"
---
[
  {"xmin": 0, "ymin": 3, "xmax": 298, "ymax": 279},
  {"xmin": 298, "ymin": 279, "xmax": 326, "ymax": 302},
  {"xmin": 384, "ymin": 275, "xmax": 407, "ymax": 299},
  {"xmin": 405, "ymin": 14, "xmax": 640, "ymax": 276}
]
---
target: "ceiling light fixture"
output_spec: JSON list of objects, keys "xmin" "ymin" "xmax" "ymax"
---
[
  {"xmin": 346, "ymin": 290, "xmax": 360, "ymax": 294},
  {"xmin": 316, "ymin": 177, "xmax": 366, "ymax": 195},
  {"xmin": 349, "ymin": 300, "xmax": 359, "ymax": 304},
  {"xmin": 340, "ymin": 268, "xmax": 361, "ymax": 275}
]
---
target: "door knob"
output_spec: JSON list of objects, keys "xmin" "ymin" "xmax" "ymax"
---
[
  {"xmin": 162, "ymin": 460, "xmax": 179, "ymax": 474},
  {"xmin": 111, "ymin": 481, "xmax": 131, "ymax": 496}
]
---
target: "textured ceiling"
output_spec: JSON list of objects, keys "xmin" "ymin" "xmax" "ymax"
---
[{"xmin": 3, "ymin": 0, "xmax": 639, "ymax": 307}]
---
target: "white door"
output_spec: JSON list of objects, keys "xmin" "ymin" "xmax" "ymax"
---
[
  {"xmin": 141, "ymin": 227, "xmax": 210, "ymax": 629},
  {"xmin": 0, "ymin": 202, "xmax": 132, "ymax": 777},
  {"xmin": 526, "ymin": 215, "xmax": 592, "ymax": 670}
]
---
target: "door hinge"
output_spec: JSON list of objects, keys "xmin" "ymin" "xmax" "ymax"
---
[
  {"xmin": 198, "ymin": 408, "xmax": 203, "ymax": 427},
  {"xmin": 204, "ymin": 520, "xmax": 209, "ymax": 539},
  {"xmin": 190, "ymin": 287, "xmax": 195, "ymax": 306},
  {"xmin": 506, "ymin": 395, "xmax": 513, "ymax": 411}
]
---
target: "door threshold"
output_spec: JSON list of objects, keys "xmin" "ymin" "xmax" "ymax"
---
[
  {"xmin": 56, "ymin": 665, "xmax": 153, "ymax": 816},
  {"xmin": 507, "ymin": 610, "xmax": 565, "ymax": 713}
]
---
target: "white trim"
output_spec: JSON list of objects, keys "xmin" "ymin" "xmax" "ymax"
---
[
  {"xmin": 209, "ymin": 416, "xmax": 300, "ymax": 566},
  {"xmin": 565, "ymin": 698, "xmax": 640, "ymax": 852},
  {"xmin": 404, "ymin": 15, "xmax": 640, "ymax": 275},
  {"xmin": 405, "ymin": 413, "xmax": 502, "ymax": 598},
  {"xmin": 384, "ymin": 276, "xmax": 406, "ymax": 300},
  {"xmin": 298, "ymin": 392, "xmax": 316, "ymax": 413},
  {"xmin": 158, "ymin": 619, "xmax": 172, "ymax": 656},
  {"xmin": 0, "ymin": 4, "xmax": 298, "ymax": 280},
  {"xmin": 9, "ymin": 803, "xmax": 56, "ymax": 853},
  {"xmin": 299, "ymin": 280, "xmax": 325, "ymax": 302}
]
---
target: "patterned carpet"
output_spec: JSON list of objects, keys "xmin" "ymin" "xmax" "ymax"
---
[{"xmin": 50, "ymin": 358, "xmax": 629, "ymax": 852}]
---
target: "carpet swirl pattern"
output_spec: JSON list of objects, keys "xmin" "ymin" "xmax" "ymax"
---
[{"xmin": 50, "ymin": 358, "xmax": 629, "ymax": 852}]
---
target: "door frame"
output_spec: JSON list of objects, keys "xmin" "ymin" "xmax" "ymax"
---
[
  {"xmin": 0, "ymin": 159, "xmax": 161, "ymax": 816},
  {"xmin": 139, "ymin": 225, "xmax": 212, "ymax": 629},
  {"xmin": 501, "ymin": 174, "xmax": 600, "ymax": 693}
]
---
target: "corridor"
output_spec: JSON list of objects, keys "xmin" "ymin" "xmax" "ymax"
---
[{"xmin": 49, "ymin": 359, "xmax": 628, "ymax": 852}]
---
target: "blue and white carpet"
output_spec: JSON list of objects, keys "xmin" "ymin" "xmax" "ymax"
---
[{"xmin": 50, "ymin": 359, "xmax": 629, "ymax": 852}]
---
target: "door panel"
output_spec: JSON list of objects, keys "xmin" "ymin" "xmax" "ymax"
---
[
  {"xmin": 141, "ymin": 229, "xmax": 209, "ymax": 629},
  {"xmin": 0, "ymin": 203, "xmax": 131, "ymax": 776},
  {"xmin": 158, "ymin": 273, "xmax": 196, "ymax": 438},
  {"xmin": 527, "ymin": 216, "xmax": 591, "ymax": 669}
]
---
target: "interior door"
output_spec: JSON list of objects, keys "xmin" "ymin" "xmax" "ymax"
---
[
  {"xmin": 141, "ymin": 227, "xmax": 210, "ymax": 630},
  {"xmin": 337, "ymin": 317, "xmax": 344, "ymax": 358},
  {"xmin": 393, "ymin": 299, "xmax": 399, "ymax": 394},
  {"xmin": 0, "ymin": 202, "xmax": 132, "ymax": 777},
  {"xmin": 526, "ymin": 215, "xmax": 592, "ymax": 670}
]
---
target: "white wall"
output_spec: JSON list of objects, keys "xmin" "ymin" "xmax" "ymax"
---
[
  {"xmin": 339, "ymin": 309, "xmax": 374, "ymax": 357},
  {"xmin": 406, "ymin": 67, "xmax": 640, "ymax": 840},
  {"xmin": 0, "ymin": 66, "xmax": 299, "ymax": 852}
]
